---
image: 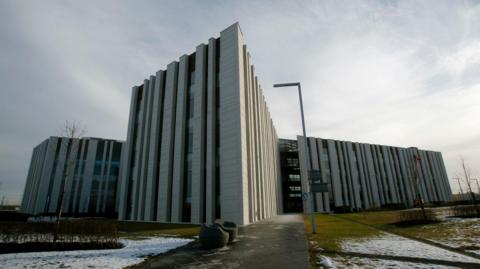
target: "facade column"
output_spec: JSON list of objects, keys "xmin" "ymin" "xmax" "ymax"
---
[
  {"xmin": 219, "ymin": 23, "xmax": 250, "ymax": 225},
  {"xmin": 118, "ymin": 87, "xmax": 139, "ymax": 220},
  {"xmin": 205, "ymin": 38, "xmax": 217, "ymax": 223},
  {"xmin": 144, "ymin": 71, "xmax": 165, "ymax": 221},
  {"xmin": 191, "ymin": 44, "xmax": 208, "ymax": 224},
  {"xmin": 171, "ymin": 55, "xmax": 189, "ymax": 223},
  {"xmin": 157, "ymin": 61, "xmax": 179, "ymax": 222}
]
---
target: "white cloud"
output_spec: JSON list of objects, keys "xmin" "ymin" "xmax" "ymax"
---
[{"xmin": 441, "ymin": 42, "xmax": 480, "ymax": 75}]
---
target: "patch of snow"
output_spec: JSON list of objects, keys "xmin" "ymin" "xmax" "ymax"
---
[
  {"xmin": 327, "ymin": 255, "xmax": 461, "ymax": 269},
  {"xmin": 428, "ymin": 218, "xmax": 480, "ymax": 253},
  {"xmin": 316, "ymin": 254, "xmax": 335, "ymax": 268},
  {"xmin": 342, "ymin": 232, "xmax": 480, "ymax": 264},
  {"xmin": 470, "ymin": 249, "xmax": 480, "ymax": 255},
  {"xmin": 0, "ymin": 237, "xmax": 193, "ymax": 269}
]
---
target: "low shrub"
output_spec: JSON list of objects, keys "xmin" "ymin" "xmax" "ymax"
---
[
  {"xmin": 0, "ymin": 241, "xmax": 122, "ymax": 254},
  {"xmin": 0, "ymin": 219, "xmax": 122, "ymax": 254},
  {"xmin": 332, "ymin": 206, "xmax": 352, "ymax": 213},
  {"xmin": 0, "ymin": 211, "xmax": 31, "ymax": 222},
  {"xmin": 426, "ymin": 201, "xmax": 448, "ymax": 207},
  {"xmin": 450, "ymin": 205, "xmax": 480, "ymax": 218},
  {"xmin": 381, "ymin": 203, "xmax": 407, "ymax": 210},
  {"xmin": 395, "ymin": 209, "xmax": 439, "ymax": 226}
]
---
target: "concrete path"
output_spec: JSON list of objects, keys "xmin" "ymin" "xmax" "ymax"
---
[{"xmin": 133, "ymin": 214, "xmax": 310, "ymax": 269}]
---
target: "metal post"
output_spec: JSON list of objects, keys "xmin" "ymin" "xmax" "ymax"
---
[{"xmin": 274, "ymin": 82, "xmax": 317, "ymax": 234}]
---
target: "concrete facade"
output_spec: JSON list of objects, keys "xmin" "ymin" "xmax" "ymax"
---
[
  {"xmin": 20, "ymin": 137, "xmax": 124, "ymax": 217},
  {"xmin": 295, "ymin": 136, "xmax": 453, "ymax": 212},
  {"xmin": 117, "ymin": 23, "xmax": 280, "ymax": 225}
]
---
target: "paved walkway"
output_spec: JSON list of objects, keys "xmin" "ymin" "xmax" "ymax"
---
[{"xmin": 133, "ymin": 214, "xmax": 310, "ymax": 269}]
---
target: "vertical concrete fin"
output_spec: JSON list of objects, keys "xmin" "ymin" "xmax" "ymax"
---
[
  {"xmin": 191, "ymin": 44, "xmax": 208, "ymax": 224},
  {"xmin": 171, "ymin": 55, "xmax": 189, "ymax": 222},
  {"xmin": 205, "ymin": 38, "xmax": 217, "ymax": 223},
  {"xmin": 157, "ymin": 61, "xmax": 179, "ymax": 222},
  {"xmin": 219, "ymin": 23, "xmax": 249, "ymax": 224},
  {"xmin": 118, "ymin": 87, "xmax": 139, "ymax": 220}
]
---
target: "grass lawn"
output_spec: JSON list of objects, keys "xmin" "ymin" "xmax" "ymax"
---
[
  {"xmin": 303, "ymin": 213, "xmax": 382, "ymax": 252},
  {"xmin": 117, "ymin": 221, "xmax": 200, "ymax": 239},
  {"xmin": 336, "ymin": 209, "xmax": 480, "ymax": 248},
  {"xmin": 304, "ymin": 209, "xmax": 480, "ymax": 267},
  {"xmin": 392, "ymin": 218, "xmax": 480, "ymax": 249},
  {"xmin": 337, "ymin": 211, "xmax": 399, "ymax": 228}
]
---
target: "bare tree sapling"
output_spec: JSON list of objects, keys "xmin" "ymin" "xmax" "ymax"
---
[
  {"xmin": 53, "ymin": 121, "xmax": 85, "ymax": 244},
  {"xmin": 459, "ymin": 156, "xmax": 480, "ymax": 215}
]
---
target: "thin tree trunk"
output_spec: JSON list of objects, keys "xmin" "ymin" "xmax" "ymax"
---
[
  {"xmin": 462, "ymin": 158, "xmax": 480, "ymax": 216},
  {"xmin": 413, "ymin": 154, "xmax": 427, "ymax": 220}
]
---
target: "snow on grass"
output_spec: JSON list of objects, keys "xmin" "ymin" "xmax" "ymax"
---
[
  {"xmin": 319, "ymin": 255, "xmax": 462, "ymax": 269},
  {"xmin": 428, "ymin": 217, "xmax": 480, "ymax": 254},
  {"xmin": 316, "ymin": 255, "xmax": 335, "ymax": 268},
  {"xmin": 342, "ymin": 232, "xmax": 480, "ymax": 264},
  {"xmin": 470, "ymin": 250, "xmax": 480, "ymax": 255},
  {"xmin": 0, "ymin": 237, "xmax": 193, "ymax": 269}
]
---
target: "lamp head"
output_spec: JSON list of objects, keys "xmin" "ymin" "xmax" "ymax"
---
[{"xmin": 273, "ymin": 82, "xmax": 300, "ymax": 88}]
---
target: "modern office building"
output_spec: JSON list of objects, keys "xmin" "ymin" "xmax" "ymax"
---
[
  {"xmin": 286, "ymin": 136, "xmax": 453, "ymax": 213},
  {"xmin": 117, "ymin": 23, "xmax": 280, "ymax": 225},
  {"xmin": 20, "ymin": 136, "xmax": 124, "ymax": 217},
  {"xmin": 20, "ymin": 23, "xmax": 453, "ymax": 223}
]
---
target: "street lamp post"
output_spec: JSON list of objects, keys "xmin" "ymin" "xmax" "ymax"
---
[{"xmin": 273, "ymin": 82, "xmax": 317, "ymax": 234}]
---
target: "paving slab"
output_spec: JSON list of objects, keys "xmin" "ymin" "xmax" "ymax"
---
[{"xmin": 133, "ymin": 214, "xmax": 309, "ymax": 269}]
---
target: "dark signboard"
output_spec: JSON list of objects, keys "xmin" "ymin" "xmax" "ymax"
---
[{"xmin": 311, "ymin": 182, "xmax": 329, "ymax": 193}]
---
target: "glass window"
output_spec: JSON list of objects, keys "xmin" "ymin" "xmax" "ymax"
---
[
  {"xmin": 95, "ymin": 141, "xmax": 105, "ymax": 160},
  {"xmin": 286, "ymin": 158, "xmax": 299, "ymax": 167},
  {"xmin": 289, "ymin": 186, "xmax": 302, "ymax": 191},
  {"xmin": 187, "ymin": 131, "xmax": 193, "ymax": 153},
  {"xmin": 188, "ymin": 95, "xmax": 194, "ymax": 119},
  {"xmin": 288, "ymin": 174, "xmax": 301, "ymax": 181},
  {"xmin": 94, "ymin": 162, "xmax": 102, "ymax": 175},
  {"xmin": 189, "ymin": 71, "xmax": 195, "ymax": 86}
]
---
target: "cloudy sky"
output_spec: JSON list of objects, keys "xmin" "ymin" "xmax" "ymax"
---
[{"xmin": 1, "ymin": 0, "xmax": 479, "ymax": 204}]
